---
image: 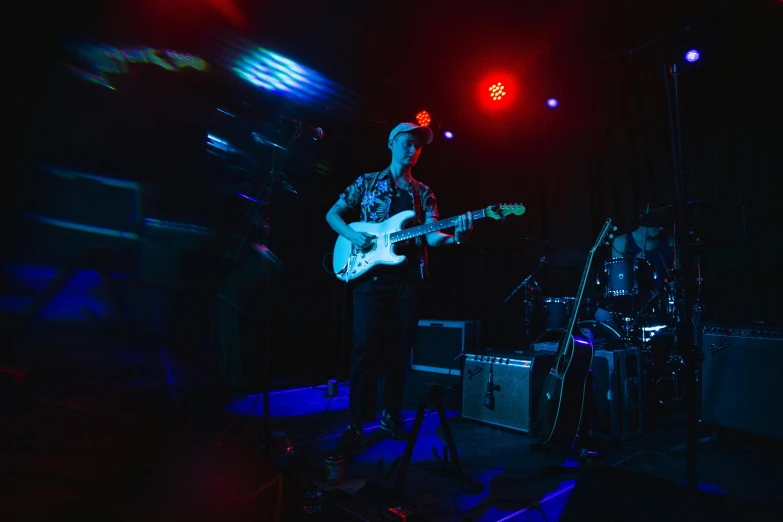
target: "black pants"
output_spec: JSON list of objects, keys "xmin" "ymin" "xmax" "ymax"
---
[{"xmin": 349, "ymin": 271, "xmax": 421, "ymax": 424}]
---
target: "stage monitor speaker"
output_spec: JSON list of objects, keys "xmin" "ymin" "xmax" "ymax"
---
[
  {"xmin": 560, "ymin": 464, "xmax": 782, "ymax": 522},
  {"xmin": 701, "ymin": 323, "xmax": 783, "ymax": 441},
  {"xmin": 461, "ymin": 352, "xmax": 554, "ymax": 434}
]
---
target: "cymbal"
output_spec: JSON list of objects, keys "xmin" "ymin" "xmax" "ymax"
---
[
  {"xmin": 637, "ymin": 200, "xmax": 721, "ymax": 228},
  {"xmin": 521, "ymin": 238, "xmax": 587, "ymax": 267}
]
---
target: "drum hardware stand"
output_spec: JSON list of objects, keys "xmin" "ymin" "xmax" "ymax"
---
[
  {"xmin": 622, "ymin": 317, "xmax": 633, "ymax": 341},
  {"xmin": 505, "ymin": 256, "xmax": 547, "ymax": 349},
  {"xmin": 692, "ymin": 255, "xmax": 704, "ymax": 348}
]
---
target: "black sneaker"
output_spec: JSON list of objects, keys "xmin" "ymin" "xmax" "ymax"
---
[
  {"xmin": 380, "ymin": 411, "xmax": 411, "ymax": 440},
  {"xmin": 336, "ymin": 423, "xmax": 365, "ymax": 454}
]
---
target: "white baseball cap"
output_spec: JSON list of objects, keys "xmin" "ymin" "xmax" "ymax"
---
[{"xmin": 388, "ymin": 122, "xmax": 434, "ymax": 147}]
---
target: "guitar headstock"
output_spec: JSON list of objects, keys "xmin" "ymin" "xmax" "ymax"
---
[
  {"xmin": 486, "ymin": 203, "xmax": 526, "ymax": 221},
  {"xmin": 590, "ymin": 218, "xmax": 614, "ymax": 253}
]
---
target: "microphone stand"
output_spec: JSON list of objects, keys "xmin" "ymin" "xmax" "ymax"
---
[
  {"xmin": 666, "ymin": 61, "xmax": 698, "ymax": 493},
  {"xmin": 505, "ymin": 256, "xmax": 547, "ymax": 349},
  {"xmin": 259, "ymin": 171, "xmax": 273, "ymax": 453},
  {"xmin": 246, "ymin": 150, "xmax": 285, "ymax": 454}
]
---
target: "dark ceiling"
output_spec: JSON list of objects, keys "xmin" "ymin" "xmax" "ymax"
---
[
  {"xmin": 14, "ymin": 0, "xmax": 777, "ymax": 150},
  {"xmin": 32, "ymin": 0, "xmax": 751, "ymax": 99}
]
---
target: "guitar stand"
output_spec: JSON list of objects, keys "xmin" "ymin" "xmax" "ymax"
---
[{"xmin": 385, "ymin": 382, "xmax": 483, "ymax": 501}]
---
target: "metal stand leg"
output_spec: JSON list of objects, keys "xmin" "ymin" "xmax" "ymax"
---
[{"xmin": 388, "ymin": 383, "xmax": 483, "ymax": 501}]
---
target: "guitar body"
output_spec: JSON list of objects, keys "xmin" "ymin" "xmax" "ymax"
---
[
  {"xmin": 535, "ymin": 218, "xmax": 612, "ymax": 448},
  {"xmin": 536, "ymin": 333, "xmax": 595, "ymax": 447},
  {"xmin": 331, "ymin": 204, "xmax": 527, "ymax": 282},
  {"xmin": 333, "ymin": 210, "xmax": 416, "ymax": 282}
]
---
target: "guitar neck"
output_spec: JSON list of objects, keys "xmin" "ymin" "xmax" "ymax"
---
[
  {"xmin": 389, "ymin": 209, "xmax": 487, "ymax": 243},
  {"xmin": 564, "ymin": 251, "xmax": 594, "ymax": 336},
  {"xmin": 563, "ymin": 219, "xmax": 611, "ymax": 339}
]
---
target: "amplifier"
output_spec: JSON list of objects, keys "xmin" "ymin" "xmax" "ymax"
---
[
  {"xmin": 21, "ymin": 166, "xmax": 142, "ymax": 236},
  {"xmin": 534, "ymin": 344, "xmax": 643, "ymax": 441},
  {"xmin": 11, "ymin": 167, "xmax": 142, "ymax": 269},
  {"xmin": 701, "ymin": 323, "xmax": 783, "ymax": 441},
  {"xmin": 411, "ymin": 320, "xmax": 480, "ymax": 376},
  {"xmin": 461, "ymin": 352, "xmax": 554, "ymax": 434},
  {"xmin": 138, "ymin": 217, "xmax": 217, "ymax": 287}
]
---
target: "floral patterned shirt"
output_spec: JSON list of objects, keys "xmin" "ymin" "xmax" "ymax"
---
[{"xmin": 339, "ymin": 167, "xmax": 439, "ymax": 279}]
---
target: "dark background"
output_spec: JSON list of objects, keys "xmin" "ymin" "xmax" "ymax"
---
[{"xmin": 7, "ymin": 0, "xmax": 782, "ymax": 387}]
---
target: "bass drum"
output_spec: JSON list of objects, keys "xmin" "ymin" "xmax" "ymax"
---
[{"xmin": 574, "ymin": 320, "xmax": 628, "ymax": 351}]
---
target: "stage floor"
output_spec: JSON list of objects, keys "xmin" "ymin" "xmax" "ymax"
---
[{"xmin": 2, "ymin": 350, "xmax": 782, "ymax": 521}]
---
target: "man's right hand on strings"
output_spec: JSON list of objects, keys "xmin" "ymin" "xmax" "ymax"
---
[{"xmin": 349, "ymin": 230, "xmax": 375, "ymax": 250}]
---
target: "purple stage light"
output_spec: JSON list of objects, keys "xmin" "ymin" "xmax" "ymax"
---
[
  {"xmin": 685, "ymin": 49, "xmax": 700, "ymax": 63},
  {"xmin": 546, "ymin": 98, "xmax": 559, "ymax": 108},
  {"xmin": 444, "ymin": 131, "xmax": 454, "ymax": 139}
]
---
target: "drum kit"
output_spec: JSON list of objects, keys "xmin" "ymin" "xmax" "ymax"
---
[{"xmin": 512, "ymin": 201, "xmax": 718, "ymax": 406}]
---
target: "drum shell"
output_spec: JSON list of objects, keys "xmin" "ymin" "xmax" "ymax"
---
[
  {"xmin": 598, "ymin": 257, "xmax": 662, "ymax": 318},
  {"xmin": 541, "ymin": 297, "xmax": 575, "ymax": 331},
  {"xmin": 530, "ymin": 297, "xmax": 591, "ymax": 342}
]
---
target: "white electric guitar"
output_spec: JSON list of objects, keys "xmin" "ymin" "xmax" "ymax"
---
[{"xmin": 332, "ymin": 203, "xmax": 526, "ymax": 282}]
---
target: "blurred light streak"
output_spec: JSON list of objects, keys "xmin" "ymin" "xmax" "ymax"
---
[
  {"xmin": 210, "ymin": 32, "xmax": 362, "ymax": 116},
  {"xmin": 63, "ymin": 41, "xmax": 209, "ymax": 89},
  {"xmin": 19, "ymin": 213, "xmax": 140, "ymax": 240}
]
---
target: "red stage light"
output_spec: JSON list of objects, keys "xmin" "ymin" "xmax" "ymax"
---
[
  {"xmin": 415, "ymin": 111, "xmax": 431, "ymax": 127},
  {"xmin": 477, "ymin": 73, "xmax": 517, "ymax": 112},
  {"xmin": 488, "ymin": 82, "xmax": 506, "ymax": 101}
]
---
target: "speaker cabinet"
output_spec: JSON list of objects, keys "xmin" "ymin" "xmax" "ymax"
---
[
  {"xmin": 701, "ymin": 323, "xmax": 783, "ymax": 441},
  {"xmin": 461, "ymin": 352, "xmax": 554, "ymax": 434}
]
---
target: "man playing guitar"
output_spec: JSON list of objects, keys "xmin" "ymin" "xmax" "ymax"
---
[{"xmin": 325, "ymin": 122, "xmax": 473, "ymax": 451}]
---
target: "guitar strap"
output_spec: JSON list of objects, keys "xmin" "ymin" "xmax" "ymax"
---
[
  {"xmin": 370, "ymin": 168, "xmax": 428, "ymax": 278},
  {"xmin": 372, "ymin": 167, "xmax": 423, "ymax": 224},
  {"xmin": 410, "ymin": 180, "xmax": 429, "ymax": 280}
]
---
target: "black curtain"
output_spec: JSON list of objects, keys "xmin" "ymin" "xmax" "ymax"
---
[{"xmin": 393, "ymin": 2, "xmax": 783, "ymax": 349}]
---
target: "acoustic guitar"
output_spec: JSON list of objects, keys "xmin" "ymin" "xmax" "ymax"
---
[{"xmin": 536, "ymin": 218, "xmax": 613, "ymax": 447}]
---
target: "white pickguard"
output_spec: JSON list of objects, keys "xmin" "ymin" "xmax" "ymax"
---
[{"xmin": 332, "ymin": 210, "xmax": 417, "ymax": 282}]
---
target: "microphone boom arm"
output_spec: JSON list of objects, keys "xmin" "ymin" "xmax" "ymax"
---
[{"xmin": 504, "ymin": 256, "xmax": 547, "ymax": 303}]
